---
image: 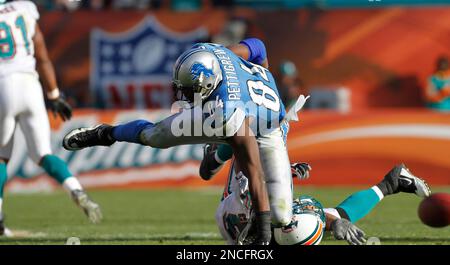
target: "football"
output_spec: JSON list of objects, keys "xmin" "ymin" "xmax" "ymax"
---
[{"xmin": 418, "ymin": 193, "xmax": 450, "ymax": 228}]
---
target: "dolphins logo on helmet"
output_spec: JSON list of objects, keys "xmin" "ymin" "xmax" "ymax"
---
[{"xmin": 273, "ymin": 195, "xmax": 326, "ymax": 245}]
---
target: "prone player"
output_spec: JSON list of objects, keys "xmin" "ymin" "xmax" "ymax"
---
[{"xmin": 215, "ymin": 160, "xmax": 431, "ymax": 245}]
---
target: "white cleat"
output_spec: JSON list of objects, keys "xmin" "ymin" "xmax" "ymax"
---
[
  {"xmin": 382, "ymin": 164, "xmax": 431, "ymax": 198},
  {"xmin": 0, "ymin": 213, "xmax": 12, "ymax": 237},
  {"xmin": 71, "ymin": 190, "xmax": 103, "ymax": 224},
  {"xmin": 399, "ymin": 166, "xmax": 431, "ymax": 198}
]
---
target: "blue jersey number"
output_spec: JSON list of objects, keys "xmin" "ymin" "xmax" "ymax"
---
[{"xmin": 0, "ymin": 16, "xmax": 30, "ymax": 59}]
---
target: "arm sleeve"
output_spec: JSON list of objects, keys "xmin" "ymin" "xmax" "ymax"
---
[{"xmin": 239, "ymin": 38, "xmax": 267, "ymax": 66}]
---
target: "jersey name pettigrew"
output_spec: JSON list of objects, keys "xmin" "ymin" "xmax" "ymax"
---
[{"xmin": 212, "ymin": 48, "xmax": 241, "ymax": 101}]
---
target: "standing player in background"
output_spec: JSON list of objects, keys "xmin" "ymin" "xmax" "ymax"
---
[{"xmin": 0, "ymin": 0, "xmax": 102, "ymax": 236}]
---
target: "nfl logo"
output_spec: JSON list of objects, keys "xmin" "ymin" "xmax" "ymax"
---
[{"xmin": 90, "ymin": 16, "xmax": 207, "ymax": 109}]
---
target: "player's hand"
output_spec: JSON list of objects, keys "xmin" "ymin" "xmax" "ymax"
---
[
  {"xmin": 331, "ymin": 218, "xmax": 366, "ymax": 245},
  {"xmin": 252, "ymin": 231, "xmax": 271, "ymax": 245},
  {"xmin": 251, "ymin": 211, "xmax": 272, "ymax": 245},
  {"xmin": 291, "ymin": 162, "xmax": 312, "ymax": 180},
  {"xmin": 50, "ymin": 96, "xmax": 72, "ymax": 121}
]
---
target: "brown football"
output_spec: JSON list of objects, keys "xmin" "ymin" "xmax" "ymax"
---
[{"xmin": 418, "ymin": 193, "xmax": 450, "ymax": 228}]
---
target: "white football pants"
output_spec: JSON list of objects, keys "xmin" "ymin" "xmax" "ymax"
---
[{"xmin": 0, "ymin": 73, "xmax": 52, "ymax": 162}]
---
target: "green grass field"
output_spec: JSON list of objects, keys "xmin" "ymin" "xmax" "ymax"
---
[{"xmin": 0, "ymin": 187, "xmax": 449, "ymax": 245}]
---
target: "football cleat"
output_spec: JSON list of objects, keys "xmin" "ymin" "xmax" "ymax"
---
[
  {"xmin": 71, "ymin": 190, "xmax": 103, "ymax": 224},
  {"xmin": 63, "ymin": 124, "xmax": 115, "ymax": 151},
  {"xmin": 383, "ymin": 164, "xmax": 431, "ymax": 197},
  {"xmin": 0, "ymin": 213, "xmax": 12, "ymax": 237},
  {"xmin": 199, "ymin": 144, "xmax": 224, "ymax": 181}
]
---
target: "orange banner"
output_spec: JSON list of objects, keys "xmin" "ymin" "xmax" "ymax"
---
[{"xmin": 6, "ymin": 109, "xmax": 449, "ymax": 192}]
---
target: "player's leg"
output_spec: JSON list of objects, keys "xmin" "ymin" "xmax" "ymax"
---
[
  {"xmin": 0, "ymin": 158, "xmax": 7, "ymax": 236},
  {"xmin": 331, "ymin": 164, "xmax": 431, "ymax": 223},
  {"xmin": 63, "ymin": 107, "xmax": 228, "ymax": 151},
  {"xmin": 0, "ymin": 127, "xmax": 13, "ymax": 227},
  {"xmin": 0, "ymin": 77, "xmax": 17, "ymax": 149},
  {"xmin": 0, "ymin": 142, "xmax": 13, "ymax": 218},
  {"xmin": 19, "ymin": 76, "xmax": 102, "ymax": 223},
  {"xmin": 199, "ymin": 144, "xmax": 232, "ymax": 180},
  {"xmin": 0, "ymin": 133, "xmax": 16, "ymax": 236},
  {"xmin": 0, "ymin": 76, "xmax": 19, "ymax": 236},
  {"xmin": 257, "ymin": 127, "xmax": 293, "ymax": 227}
]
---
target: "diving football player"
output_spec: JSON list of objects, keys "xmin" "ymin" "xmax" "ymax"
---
[{"xmin": 63, "ymin": 38, "xmax": 293, "ymax": 244}]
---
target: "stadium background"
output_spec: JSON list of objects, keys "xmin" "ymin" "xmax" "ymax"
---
[
  {"xmin": 7, "ymin": 0, "xmax": 449, "ymax": 191},
  {"xmin": 1, "ymin": 0, "xmax": 449, "ymax": 245}
]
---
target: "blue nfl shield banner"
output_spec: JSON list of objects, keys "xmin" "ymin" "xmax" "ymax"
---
[{"xmin": 90, "ymin": 16, "xmax": 207, "ymax": 109}]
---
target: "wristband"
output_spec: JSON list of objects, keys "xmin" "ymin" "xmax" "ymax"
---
[
  {"xmin": 47, "ymin": 89, "xmax": 60, "ymax": 100},
  {"xmin": 239, "ymin": 38, "xmax": 267, "ymax": 66}
]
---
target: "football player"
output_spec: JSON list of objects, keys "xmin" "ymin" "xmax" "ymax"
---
[
  {"xmin": 63, "ymin": 38, "xmax": 302, "ymax": 244},
  {"xmin": 210, "ymin": 150, "xmax": 431, "ymax": 245},
  {"xmin": 0, "ymin": 0, "xmax": 102, "ymax": 236}
]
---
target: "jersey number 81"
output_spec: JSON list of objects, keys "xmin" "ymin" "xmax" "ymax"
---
[{"xmin": 0, "ymin": 16, "xmax": 30, "ymax": 59}]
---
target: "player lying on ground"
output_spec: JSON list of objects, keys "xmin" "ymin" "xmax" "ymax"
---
[
  {"xmin": 216, "ymin": 162, "xmax": 431, "ymax": 245},
  {"xmin": 0, "ymin": 0, "xmax": 102, "ymax": 236},
  {"xmin": 62, "ymin": 38, "xmax": 295, "ymax": 244}
]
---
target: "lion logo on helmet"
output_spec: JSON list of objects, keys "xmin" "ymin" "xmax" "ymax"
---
[{"xmin": 190, "ymin": 62, "xmax": 214, "ymax": 81}]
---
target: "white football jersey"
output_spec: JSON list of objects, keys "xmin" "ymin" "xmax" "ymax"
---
[
  {"xmin": 215, "ymin": 171, "xmax": 253, "ymax": 245},
  {"xmin": 0, "ymin": 1, "xmax": 39, "ymax": 77}
]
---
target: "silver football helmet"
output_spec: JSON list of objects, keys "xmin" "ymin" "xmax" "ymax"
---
[{"xmin": 172, "ymin": 47, "xmax": 222, "ymax": 103}]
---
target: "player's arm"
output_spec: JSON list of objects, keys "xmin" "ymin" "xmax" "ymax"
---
[
  {"xmin": 228, "ymin": 38, "xmax": 269, "ymax": 69},
  {"xmin": 226, "ymin": 118, "xmax": 271, "ymax": 245},
  {"xmin": 33, "ymin": 24, "xmax": 72, "ymax": 121}
]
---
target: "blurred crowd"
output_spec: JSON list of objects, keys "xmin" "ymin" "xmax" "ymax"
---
[
  {"xmin": 32, "ymin": 0, "xmax": 450, "ymax": 11},
  {"xmin": 35, "ymin": 0, "xmax": 235, "ymax": 11},
  {"xmin": 30, "ymin": 1, "xmax": 450, "ymax": 112}
]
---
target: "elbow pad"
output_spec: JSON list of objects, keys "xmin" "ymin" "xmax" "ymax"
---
[{"xmin": 239, "ymin": 38, "xmax": 267, "ymax": 66}]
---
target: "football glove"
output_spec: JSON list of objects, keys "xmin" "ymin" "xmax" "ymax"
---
[
  {"xmin": 251, "ymin": 211, "xmax": 272, "ymax": 245},
  {"xmin": 331, "ymin": 218, "xmax": 366, "ymax": 245},
  {"xmin": 50, "ymin": 96, "xmax": 72, "ymax": 121},
  {"xmin": 291, "ymin": 162, "xmax": 312, "ymax": 180}
]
